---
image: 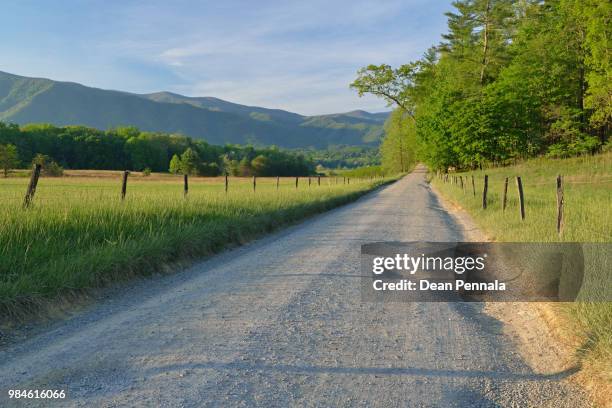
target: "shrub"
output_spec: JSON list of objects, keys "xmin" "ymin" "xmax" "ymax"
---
[{"xmin": 43, "ymin": 161, "xmax": 64, "ymax": 177}]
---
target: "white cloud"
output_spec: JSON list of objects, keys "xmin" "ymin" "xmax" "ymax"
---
[{"xmin": 1, "ymin": 0, "xmax": 451, "ymax": 115}]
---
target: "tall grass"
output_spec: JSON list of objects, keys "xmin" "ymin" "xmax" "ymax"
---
[
  {"xmin": 432, "ymin": 152, "xmax": 611, "ymax": 382},
  {"xmin": 0, "ymin": 175, "xmax": 393, "ymax": 318}
]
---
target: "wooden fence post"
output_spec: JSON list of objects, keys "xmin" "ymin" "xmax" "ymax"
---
[
  {"xmin": 295, "ymin": 177, "xmax": 299, "ymax": 189},
  {"xmin": 253, "ymin": 176, "xmax": 256, "ymax": 192},
  {"xmin": 516, "ymin": 176, "xmax": 525, "ymax": 220},
  {"xmin": 471, "ymin": 175, "xmax": 475, "ymax": 196},
  {"xmin": 276, "ymin": 176, "xmax": 280, "ymax": 190},
  {"xmin": 460, "ymin": 176, "xmax": 464, "ymax": 193},
  {"xmin": 121, "ymin": 170, "xmax": 129, "ymax": 201},
  {"xmin": 347, "ymin": 177, "xmax": 350, "ymax": 185},
  {"xmin": 343, "ymin": 177, "xmax": 346, "ymax": 185},
  {"xmin": 318, "ymin": 176, "xmax": 321, "ymax": 186},
  {"xmin": 308, "ymin": 177, "xmax": 311, "ymax": 187},
  {"xmin": 556, "ymin": 175, "xmax": 564, "ymax": 235},
  {"xmin": 502, "ymin": 177, "xmax": 508, "ymax": 212},
  {"xmin": 225, "ymin": 173, "xmax": 229, "ymax": 193},
  {"xmin": 184, "ymin": 174, "xmax": 188, "ymax": 197},
  {"xmin": 482, "ymin": 175, "xmax": 488, "ymax": 209},
  {"xmin": 23, "ymin": 163, "xmax": 42, "ymax": 208}
]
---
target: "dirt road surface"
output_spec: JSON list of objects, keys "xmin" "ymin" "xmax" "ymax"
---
[{"xmin": 0, "ymin": 166, "xmax": 590, "ymax": 407}]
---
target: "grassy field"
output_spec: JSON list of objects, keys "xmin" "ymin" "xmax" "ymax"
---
[
  {"xmin": 0, "ymin": 172, "xmax": 393, "ymax": 320},
  {"xmin": 431, "ymin": 152, "xmax": 611, "ymax": 387}
]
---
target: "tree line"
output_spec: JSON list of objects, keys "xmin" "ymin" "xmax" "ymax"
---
[
  {"xmin": 352, "ymin": 0, "xmax": 610, "ymax": 171},
  {"xmin": 0, "ymin": 122, "xmax": 315, "ymax": 176},
  {"xmin": 291, "ymin": 146, "xmax": 381, "ymax": 171}
]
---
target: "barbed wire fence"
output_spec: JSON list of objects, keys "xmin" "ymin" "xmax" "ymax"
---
[{"xmin": 436, "ymin": 170, "xmax": 611, "ymax": 239}]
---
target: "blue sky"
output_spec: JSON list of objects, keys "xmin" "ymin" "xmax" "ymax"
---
[{"xmin": 1, "ymin": 0, "xmax": 453, "ymax": 115}]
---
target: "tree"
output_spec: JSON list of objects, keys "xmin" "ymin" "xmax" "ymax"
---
[
  {"xmin": 180, "ymin": 148, "xmax": 200, "ymax": 175},
  {"xmin": 582, "ymin": 0, "xmax": 611, "ymax": 129},
  {"xmin": 380, "ymin": 110, "xmax": 417, "ymax": 173},
  {"xmin": 442, "ymin": 0, "xmax": 515, "ymax": 86},
  {"xmin": 169, "ymin": 154, "xmax": 182, "ymax": 174},
  {"xmin": 0, "ymin": 144, "xmax": 18, "ymax": 177},
  {"xmin": 352, "ymin": 0, "xmax": 608, "ymax": 169},
  {"xmin": 350, "ymin": 64, "xmax": 419, "ymax": 115},
  {"xmin": 238, "ymin": 157, "xmax": 253, "ymax": 176},
  {"xmin": 251, "ymin": 155, "xmax": 270, "ymax": 176},
  {"xmin": 124, "ymin": 134, "xmax": 167, "ymax": 171}
]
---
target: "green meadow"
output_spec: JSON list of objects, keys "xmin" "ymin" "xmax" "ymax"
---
[{"xmin": 0, "ymin": 173, "xmax": 391, "ymax": 318}]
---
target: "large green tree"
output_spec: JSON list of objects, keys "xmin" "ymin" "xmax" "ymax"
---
[{"xmin": 380, "ymin": 110, "xmax": 417, "ymax": 173}]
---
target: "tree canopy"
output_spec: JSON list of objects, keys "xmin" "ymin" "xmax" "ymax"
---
[{"xmin": 353, "ymin": 0, "xmax": 610, "ymax": 171}]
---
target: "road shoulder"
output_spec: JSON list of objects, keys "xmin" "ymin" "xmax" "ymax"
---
[{"xmin": 429, "ymin": 182, "xmax": 602, "ymax": 406}]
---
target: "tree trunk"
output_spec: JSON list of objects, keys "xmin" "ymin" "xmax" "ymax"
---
[
  {"xmin": 480, "ymin": 0, "xmax": 491, "ymax": 86},
  {"xmin": 577, "ymin": 28, "xmax": 587, "ymax": 130},
  {"xmin": 398, "ymin": 131, "xmax": 405, "ymax": 172}
]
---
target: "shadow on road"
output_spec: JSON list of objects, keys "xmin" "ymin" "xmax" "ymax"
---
[{"xmin": 145, "ymin": 360, "xmax": 580, "ymax": 382}]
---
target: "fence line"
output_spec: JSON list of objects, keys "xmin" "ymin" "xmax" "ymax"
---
[{"xmin": 437, "ymin": 172, "xmax": 611, "ymax": 234}]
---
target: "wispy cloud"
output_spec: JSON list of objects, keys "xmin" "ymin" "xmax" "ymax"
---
[{"xmin": 0, "ymin": 0, "xmax": 452, "ymax": 115}]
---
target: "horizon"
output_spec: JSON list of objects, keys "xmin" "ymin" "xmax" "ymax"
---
[
  {"xmin": 0, "ymin": 69, "xmax": 391, "ymax": 117},
  {"xmin": 0, "ymin": 0, "xmax": 452, "ymax": 116}
]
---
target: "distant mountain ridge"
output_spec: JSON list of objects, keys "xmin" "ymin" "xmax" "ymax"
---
[{"xmin": 0, "ymin": 71, "xmax": 389, "ymax": 148}]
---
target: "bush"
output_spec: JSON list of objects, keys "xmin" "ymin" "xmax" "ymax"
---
[
  {"xmin": 546, "ymin": 135, "xmax": 601, "ymax": 158},
  {"xmin": 32, "ymin": 154, "xmax": 64, "ymax": 177},
  {"xmin": 43, "ymin": 161, "xmax": 64, "ymax": 177}
]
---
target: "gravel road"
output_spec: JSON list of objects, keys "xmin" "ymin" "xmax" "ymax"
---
[{"xmin": 0, "ymin": 166, "xmax": 591, "ymax": 407}]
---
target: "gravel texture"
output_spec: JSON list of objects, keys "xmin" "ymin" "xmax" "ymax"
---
[{"xmin": 0, "ymin": 166, "xmax": 591, "ymax": 407}]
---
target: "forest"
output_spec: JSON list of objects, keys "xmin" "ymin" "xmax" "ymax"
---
[
  {"xmin": 352, "ymin": 0, "xmax": 610, "ymax": 172},
  {"xmin": 0, "ymin": 122, "xmax": 315, "ymax": 176},
  {"xmin": 291, "ymin": 146, "xmax": 381, "ymax": 170}
]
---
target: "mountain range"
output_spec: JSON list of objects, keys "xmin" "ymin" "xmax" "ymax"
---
[{"xmin": 0, "ymin": 71, "xmax": 389, "ymax": 148}]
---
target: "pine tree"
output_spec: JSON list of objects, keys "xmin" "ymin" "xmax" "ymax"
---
[{"xmin": 169, "ymin": 154, "xmax": 182, "ymax": 174}]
